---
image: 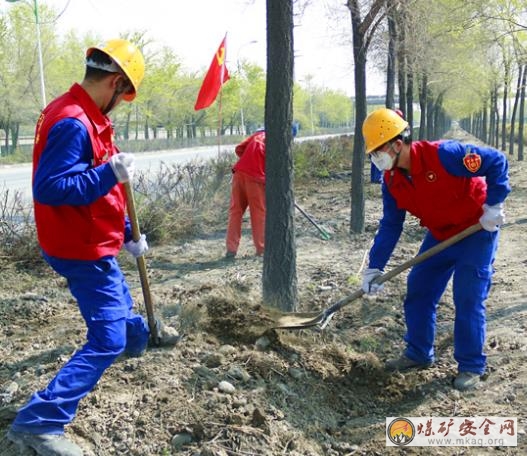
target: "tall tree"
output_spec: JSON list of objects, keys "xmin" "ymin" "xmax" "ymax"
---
[
  {"xmin": 508, "ymin": 64, "xmax": 523, "ymax": 157},
  {"xmin": 518, "ymin": 64, "xmax": 526, "ymax": 161},
  {"xmin": 346, "ymin": 0, "xmax": 385, "ymax": 234},
  {"xmin": 385, "ymin": 6, "xmax": 397, "ymax": 109},
  {"xmin": 262, "ymin": 0, "xmax": 297, "ymax": 311}
]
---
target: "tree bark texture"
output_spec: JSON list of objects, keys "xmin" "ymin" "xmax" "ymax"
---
[
  {"xmin": 262, "ymin": 0, "xmax": 297, "ymax": 311},
  {"xmin": 346, "ymin": 0, "xmax": 385, "ymax": 234}
]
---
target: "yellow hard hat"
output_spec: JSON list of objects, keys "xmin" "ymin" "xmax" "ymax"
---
[
  {"xmin": 362, "ymin": 108, "xmax": 409, "ymax": 154},
  {"xmin": 86, "ymin": 39, "xmax": 145, "ymax": 102}
]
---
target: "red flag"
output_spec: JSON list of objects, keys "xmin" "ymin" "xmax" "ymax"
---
[{"xmin": 194, "ymin": 36, "xmax": 230, "ymax": 110}]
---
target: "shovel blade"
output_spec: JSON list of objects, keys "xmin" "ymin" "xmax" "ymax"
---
[
  {"xmin": 149, "ymin": 319, "xmax": 163, "ymax": 347},
  {"xmin": 274, "ymin": 311, "xmax": 325, "ymax": 329}
]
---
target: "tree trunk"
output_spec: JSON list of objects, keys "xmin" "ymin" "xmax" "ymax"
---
[
  {"xmin": 135, "ymin": 105, "xmax": 139, "ymax": 140},
  {"xmin": 406, "ymin": 69, "xmax": 414, "ymax": 131},
  {"xmin": 348, "ymin": 1, "xmax": 367, "ymax": 234},
  {"xmin": 493, "ymin": 86, "xmax": 499, "ymax": 150},
  {"xmin": 518, "ymin": 65, "xmax": 526, "ymax": 161},
  {"xmin": 124, "ymin": 111, "xmax": 131, "ymax": 140},
  {"xmin": 418, "ymin": 72, "xmax": 427, "ymax": 140},
  {"xmin": 144, "ymin": 116, "xmax": 150, "ymax": 140},
  {"xmin": 396, "ymin": 8, "xmax": 407, "ymax": 116},
  {"xmin": 426, "ymin": 94, "xmax": 434, "ymax": 140},
  {"xmin": 433, "ymin": 94, "xmax": 443, "ymax": 139},
  {"xmin": 3, "ymin": 123, "xmax": 11, "ymax": 155},
  {"xmin": 10, "ymin": 122, "xmax": 19, "ymax": 152},
  {"xmin": 489, "ymin": 90, "xmax": 495, "ymax": 147},
  {"xmin": 385, "ymin": 12, "xmax": 396, "ymax": 109},
  {"xmin": 501, "ymin": 66, "xmax": 509, "ymax": 151},
  {"xmin": 509, "ymin": 64, "xmax": 522, "ymax": 157},
  {"xmin": 481, "ymin": 102, "xmax": 488, "ymax": 144},
  {"xmin": 347, "ymin": 0, "xmax": 385, "ymax": 233},
  {"xmin": 262, "ymin": 0, "xmax": 297, "ymax": 311}
]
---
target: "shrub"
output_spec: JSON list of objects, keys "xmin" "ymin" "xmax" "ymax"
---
[
  {"xmin": 0, "ymin": 189, "xmax": 42, "ymax": 268},
  {"xmin": 133, "ymin": 152, "xmax": 233, "ymax": 244},
  {"xmin": 293, "ymin": 135, "xmax": 353, "ymax": 181},
  {"xmin": 0, "ymin": 135, "xmax": 353, "ymax": 266}
]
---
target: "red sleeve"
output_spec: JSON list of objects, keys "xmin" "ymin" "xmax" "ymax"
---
[{"xmin": 235, "ymin": 135, "xmax": 253, "ymax": 157}]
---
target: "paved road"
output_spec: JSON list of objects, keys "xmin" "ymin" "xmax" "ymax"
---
[
  {"xmin": 0, "ymin": 144, "xmax": 236, "ymax": 199},
  {"xmin": 0, "ymin": 133, "xmax": 349, "ymax": 200}
]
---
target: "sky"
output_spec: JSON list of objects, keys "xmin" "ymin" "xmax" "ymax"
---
[{"xmin": 1, "ymin": 0, "xmax": 386, "ymax": 96}]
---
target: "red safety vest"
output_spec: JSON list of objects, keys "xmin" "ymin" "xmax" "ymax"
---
[
  {"xmin": 33, "ymin": 83, "xmax": 126, "ymax": 260},
  {"xmin": 233, "ymin": 131, "xmax": 266, "ymax": 183},
  {"xmin": 384, "ymin": 141, "xmax": 486, "ymax": 240}
]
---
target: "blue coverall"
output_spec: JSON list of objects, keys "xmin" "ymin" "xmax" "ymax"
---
[
  {"xmin": 11, "ymin": 118, "xmax": 150, "ymax": 434},
  {"xmin": 369, "ymin": 141, "xmax": 511, "ymax": 375}
]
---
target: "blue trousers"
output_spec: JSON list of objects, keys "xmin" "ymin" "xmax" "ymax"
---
[
  {"xmin": 403, "ymin": 229, "xmax": 498, "ymax": 375},
  {"xmin": 12, "ymin": 254, "xmax": 149, "ymax": 434}
]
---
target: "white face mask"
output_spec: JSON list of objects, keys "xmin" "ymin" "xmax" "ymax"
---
[{"xmin": 371, "ymin": 151, "xmax": 395, "ymax": 171}]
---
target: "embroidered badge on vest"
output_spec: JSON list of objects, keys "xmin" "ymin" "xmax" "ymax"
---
[
  {"xmin": 463, "ymin": 147, "xmax": 482, "ymax": 172},
  {"xmin": 425, "ymin": 171, "xmax": 437, "ymax": 182},
  {"xmin": 35, "ymin": 113, "xmax": 45, "ymax": 145}
]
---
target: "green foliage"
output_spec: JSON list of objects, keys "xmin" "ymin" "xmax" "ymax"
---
[
  {"xmin": 0, "ymin": 2, "xmax": 353, "ymax": 153},
  {"xmin": 293, "ymin": 82, "xmax": 353, "ymax": 133},
  {"xmin": 293, "ymin": 135, "xmax": 353, "ymax": 181}
]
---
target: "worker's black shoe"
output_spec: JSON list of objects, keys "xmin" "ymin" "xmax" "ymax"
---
[
  {"xmin": 7, "ymin": 429, "xmax": 83, "ymax": 456},
  {"xmin": 453, "ymin": 372, "xmax": 481, "ymax": 391},
  {"xmin": 385, "ymin": 354, "xmax": 433, "ymax": 372}
]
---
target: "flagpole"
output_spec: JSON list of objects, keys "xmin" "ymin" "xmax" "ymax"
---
[
  {"xmin": 217, "ymin": 86, "xmax": 223, "ymax": 156},
  {"xmin": 217, "ymin": 33, "xmax": 227, "ymax": 157}
]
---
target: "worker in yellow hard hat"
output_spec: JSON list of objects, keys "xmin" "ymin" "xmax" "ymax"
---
[
  {"xmin": 7, "ymin": 39, "xmax": 176, "ymax": 456},
  {"xmin": 85, "ymin": 38, "xmax": 145, "ymax": 109},
  {"xmin": 361, "ymin": 107, "xmax": 511, "ymax": 392},
  {"xmin": 365, "ymin": 108, "xmax": 408, "ymax": 183}
]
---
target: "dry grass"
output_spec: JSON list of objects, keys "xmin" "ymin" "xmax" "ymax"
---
[
  {"xmin": 0, "ymin": 136, "xmax": 353, "ymax": 268},
  {"xmin": 0, "ymin": 188, "xmax": 41, "ymax": 268}
]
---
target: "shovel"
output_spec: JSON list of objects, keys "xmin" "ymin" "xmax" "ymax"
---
[
  {"xmin": 124, "ymin": 182, "xmax": 163, "ymax": 346},
  {"xmin": 295, "ymin": 202, "xmax": 331, "ymax": 240},
  {"xmin": 274, "ymin": 220, "xmax": 500, "ymax": 330}
]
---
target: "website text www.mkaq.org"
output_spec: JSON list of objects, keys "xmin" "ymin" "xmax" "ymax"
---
[{"xmin": 426, "ymin": 436, "xmax": 506, "ymax": 446}]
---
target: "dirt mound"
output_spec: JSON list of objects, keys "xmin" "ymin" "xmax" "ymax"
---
[{"xmin": 205, "ymin": 290, "xmax": 277, "ymax": 344}]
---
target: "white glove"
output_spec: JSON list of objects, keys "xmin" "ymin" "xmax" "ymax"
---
[
  {"xmin": 362, "ymin": 268, "xmax": 384, "ymax": 294},
  {"xmin": 479, "ymin": 203, "xmax": 505, "ymax": 232},
  {"xmin": 124, "ymin": 234, "xmax": 148, "ymax": 257},
  {"xmin": 109, "ymin": 153, "xmax": 135, "ymax": 183}
]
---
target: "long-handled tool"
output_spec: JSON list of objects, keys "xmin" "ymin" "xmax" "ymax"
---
[
  {"xmin": 124, "ymin": 182, "xmax": 162, "ymax": 346},
  {"xmin": 295, "ymin": 201, "xmax": 331, "ymax": 240},
  {"xmin": 274, "ymin": 219, "xmax": 526, "ymax": 330}
]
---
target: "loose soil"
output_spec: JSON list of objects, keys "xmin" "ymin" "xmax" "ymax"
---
[{"xmin": 1, "ymin": 127, "xmax": 526, "ymax": 455}]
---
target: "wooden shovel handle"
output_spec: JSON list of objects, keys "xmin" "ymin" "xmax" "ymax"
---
[
  {"xmin": 375, "ymin": 222, "xmax": 482, "ymax": 286},
  {"xmin": 325, "ymin": 222, "xmax": 482, "ymax": 316},
  {"xmin": 123, "ymin": 182, "xmax": 159, "ymax": 342}
]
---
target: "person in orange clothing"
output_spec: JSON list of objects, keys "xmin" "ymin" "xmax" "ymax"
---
[{"xmin": 225, "ymin": 129, "xmax": 266, "ymax": 257}]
